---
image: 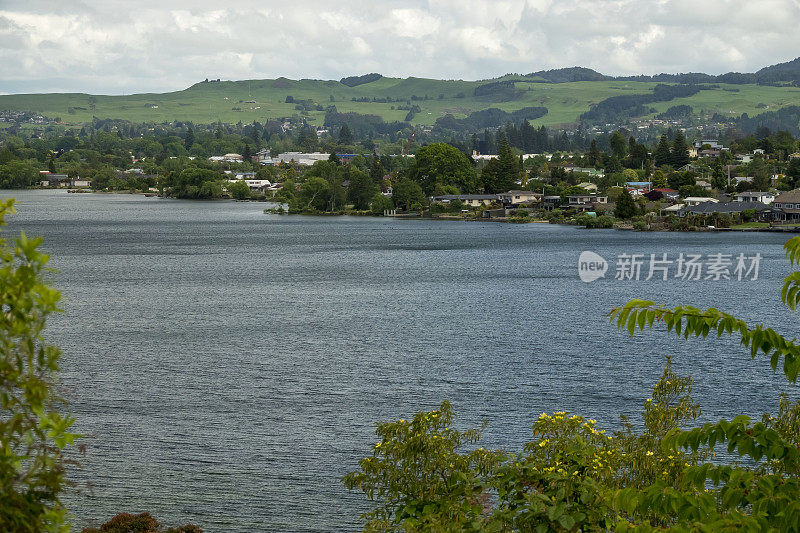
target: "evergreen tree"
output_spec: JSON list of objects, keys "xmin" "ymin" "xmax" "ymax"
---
[
  {"xmin": 654, "ymin": 134, "xmax": 671, "ymax": 167},
  {"xmin": 338, "ymin": 124, "xmax": 353, "ymax": 145},
  {"xmin": 588, "ymin": 139, "xmax": 601, "ymax": 167},
  {"xmin": 495, "ymin": 137, "xmax": 519, "ymax": 192},
  {"xmin": 615, "ymin": 188, "xmax": 638, "ymax": 219},
  {"xmin": 670, "ymin": 131, "xmax": 690, "ymax": 168},
  {"xmin": 610, "ymin": 131, "xmax": 627, "ymax": 160},
  {"xmin": 185, "ymin": 126, "xmax": 195, "ymax": 150}
]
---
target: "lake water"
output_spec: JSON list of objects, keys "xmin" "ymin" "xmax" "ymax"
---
[{"xmin": 3, "ymin": 189, "xmax": 800, "ymax": 532}]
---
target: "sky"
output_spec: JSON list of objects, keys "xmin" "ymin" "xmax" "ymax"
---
[{"xmin": 1, "ymin": 0, "xmax": 800, "ymax": 95}]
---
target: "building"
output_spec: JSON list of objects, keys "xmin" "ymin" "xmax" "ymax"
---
[
  {"xmin": 567, "ymin": 194, "xmax": 608, "ymax": 211},
  {"xmin": 275, "ymin": 152, "xmax": 331, "ymax": 166},
  {"xmin": 209, "ymin": 153, "xmax": 244, "ymax": 163},
  {"xmin": 253, "ymin": 149, "xmax": 273, "ymax": 164},
  {"xmin": 683, "ymin": 197, "xmax": 719, "ymax": 207},
  {"xmin": 563, "ymin": 166, "xmax": 605, "ymax": 178},
  {"xmin": 431, "ymin": 194, "xmax": 499, "ymax": 207},
  {"xmin": 773, "ymin": 190, "xmax": 800, "ymax": 221},
  {"xmin": 70, "ymin": 178, "xmax": 91, "ymax": 188},
  {"xmin": 228, "ymin": 179, "xmax": 272, "ymax": 193},
  {"xmin": 680, "ymin": 201, "xmax": 779, "ymax": 220},
  {"xmin": 576, "ymin": 182, "xmax": 598, "ymax": 192},
  {"xmin": 734, "ymin": 192, "xmax": 775, "ymax": 205},
  {"xmin": 498, "ymin": 190, "xmax": 543, "ymax": 206},
  {"xmin": 37, "ymin": 173, "xmax": 69, "ymax": 187},
  {"xmin": 693, "ymin": 140, "xmax": 724, "ymax": 150}
]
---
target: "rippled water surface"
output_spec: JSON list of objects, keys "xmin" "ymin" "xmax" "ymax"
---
[{"xmin": 3, "ymin": 190, "xmax": 800, "ymax": 532}]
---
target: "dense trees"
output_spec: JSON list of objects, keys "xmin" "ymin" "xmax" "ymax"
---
[
  {"xmin": 408, "ymin": 143, "xmax": 477, "ymax": 195},
  {"xmin": 480, "ymin": 138, "xmax": 519, "ymax": 193},
  {"xmin": 391, "ymin": 178, "xmax": 426, "ymax": 211}
]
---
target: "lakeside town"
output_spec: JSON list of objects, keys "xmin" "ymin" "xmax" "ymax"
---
[{"xmin": 22, "ymin": 128, "xmax": 800, "ymax": 232}]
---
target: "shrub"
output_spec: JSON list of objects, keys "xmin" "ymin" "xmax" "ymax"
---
[
  {"xmin": 81, "ymin": 512, "xmax": 203, "ymax": 533},
  {"xmin": 0, "ymin": 198, "xmax": 78, "ymax": 531}
]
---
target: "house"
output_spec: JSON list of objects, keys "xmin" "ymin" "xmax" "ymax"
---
[
  {"xmin": 70, "ymin": 178, "xmax": 91, "ymax": 188},
  {"xmin": 431, "ymin": 194, "xmax": 499, "ymax": 207},
  {"xmin": 693, "ymin": 140, "xmax": 724, "ymax": 150},
  {"xmin": 542, "ymin": 196, "xmax": 562, "ymax": 210},
  {"xmin": 253, "ymin": 149, "xmax": 273, "ymax": 164},
  {"xmin": 625, "ymin": 181, "xmax": 651, "ymax": 191},
  {"xmin": 734, "ymin": 192, "xmax": 774, "ymax": 205},
  {"xmin": 576, "ymin": 182, "xmax": 598, "ymax": 192},
  {"xmin": 699, "ymin": 149, "xmax": 721, "ymax": 158},
  {"xmin": 662, "ymin": 203, "xmax": 685, "ymax": 214},
  {"xmin": 209, "ymin": 153, "xmax": 244, "ymax": 163},
  {"xmin": 772, "ymin": 190, "xmax": 800, "ymax": 221},
  {"xmin": 680, "ymin": 201, "xmax": 779, "ymax": 220},
  {"xmin": 564, "ymin": 166, "xmax": 605, "ymax": 178},
  {"xmin": 683, "ymin": 197, "xmax": 719, "ymax": 207},
  {"xmin": 736, "ymin": 154, "xmax": 754, "ymax": 164},
  {"xmin": 229, "ymin": 179, "xmax": 272, "ymax": 193},
  {"xmin": 653, "ymin": 188, "xmax": 679, "ymax": 200},
  {"xmin": 37, "ymin": 173, "xmax": 69, "ymax": 187},
  {"xmin": 695, "ymin": 180, "xmax": 713, "ymax": 190},
  {"xmin": 275, "ymin": 152, "xmax": 331, "ymax": 166},
  {"xmin": 498, "ymin": 190, "xmax": 543, "ymax": 206},
  {"xmin": 567, "ymin": 194, "xmax": 608, "ymax": 212}
]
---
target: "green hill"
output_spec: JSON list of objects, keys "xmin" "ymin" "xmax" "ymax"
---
[{"xmin": 2, "ymin": 65, "xmax": 800, "ymax": 128}]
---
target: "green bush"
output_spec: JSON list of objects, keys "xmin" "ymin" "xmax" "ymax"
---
[
  {"xmin": 370, "ymin": 193, "xmax": 394, "ymax": 216},
  {"xmin": 81, "ymin": 512, "xmax": 202, "ymax": 533},
  {"xmin": 0, "ymin": 198, "xmax": 78, "ymax": 532}
]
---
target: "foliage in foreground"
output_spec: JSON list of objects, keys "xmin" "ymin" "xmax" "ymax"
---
[
  {"xmin": 344, "ymin": 237, "xmax": 800, "ymax": 531},
  {"xmin": 80, "ymin": 512, "xmax": 202, "ymax": 533},
  {"xmin": 0, "ymin": 198, "xmax": 78, "ymax": 532}
]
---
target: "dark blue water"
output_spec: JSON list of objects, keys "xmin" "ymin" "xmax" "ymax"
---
[{"xmin": 3, "ymin": 190, "xmax": 799, "ymax": 532}]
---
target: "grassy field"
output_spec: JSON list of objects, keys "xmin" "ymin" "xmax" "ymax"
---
[{"xmin": 1, "ymin": 76, "xmax": 798, "ymax": 127}]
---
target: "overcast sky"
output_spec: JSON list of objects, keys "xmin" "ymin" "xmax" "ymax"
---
[{"xmin": 2, "ymin": 0, "xmax": 799, "ymax": 95}]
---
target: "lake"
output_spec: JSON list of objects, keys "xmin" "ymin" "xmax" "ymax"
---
[{"xmin": 3, "ymin": 189, "xmax": 799, "ymax": 532}]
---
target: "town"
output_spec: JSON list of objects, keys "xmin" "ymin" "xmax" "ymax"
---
[{"xmin": 11, "ymin": 123, "xmax": 800, "ymax": 232}]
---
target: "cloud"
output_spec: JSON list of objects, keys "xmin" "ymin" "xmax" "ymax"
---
[{"xmin": 0, "ymin": 0, "xmax": 799, "ymax": 94}]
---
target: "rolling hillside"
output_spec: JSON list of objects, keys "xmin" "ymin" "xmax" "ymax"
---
[{"xmin": 2, "ymin": 62, "xmax": 800, "ymax": 128}]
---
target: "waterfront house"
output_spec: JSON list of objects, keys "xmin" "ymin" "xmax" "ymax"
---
[
  {"xmin": 772, "ymin": 190, "xmax": 800, "ymax": 221},
  {"xmin": 679, "ymin": 201, "xmax": 779, "ymax": 221},
  {"xmin": 568, "ymin": 194, "xmax": 608, "ymax": 205},
  {"xmin": 542, "ymin": 196, "xmax": 562, "ymax": 210},
  {"xmin": 70, "ymin": 178, "xmax": 91, "ymax": 188},
  {"xmin": 498, "ymin": 190, "xmax": 543, "ymax": 206},
  {"xmin": 734, "ymin": 192, "xmax": 775, "ymax": 204},
  {"xmin": 431, "ymin": 194, "xmax": 499, "ymax": 207},
  {"xmin": 38, "ymin": 173, "xmax": 69, "ymax": 187},
  {"xmin": 567, "ymin": 194, "xmax": 608, "ymax": 211},
  {"xmin": 228, "ymin": 179, "xmax": 272, "ymax": 193}
]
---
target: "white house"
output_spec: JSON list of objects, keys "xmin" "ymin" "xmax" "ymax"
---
[
  {"xmin": 734, "ymin": 192, "xmax": 775, "ymax": 205},
  {"xmin": 228, "ymin": 179, "xmax": 272, "ymax": 192},
  {"xmin": 683, "ymin": 197, "xmax": 719, "ymax": 207}
]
